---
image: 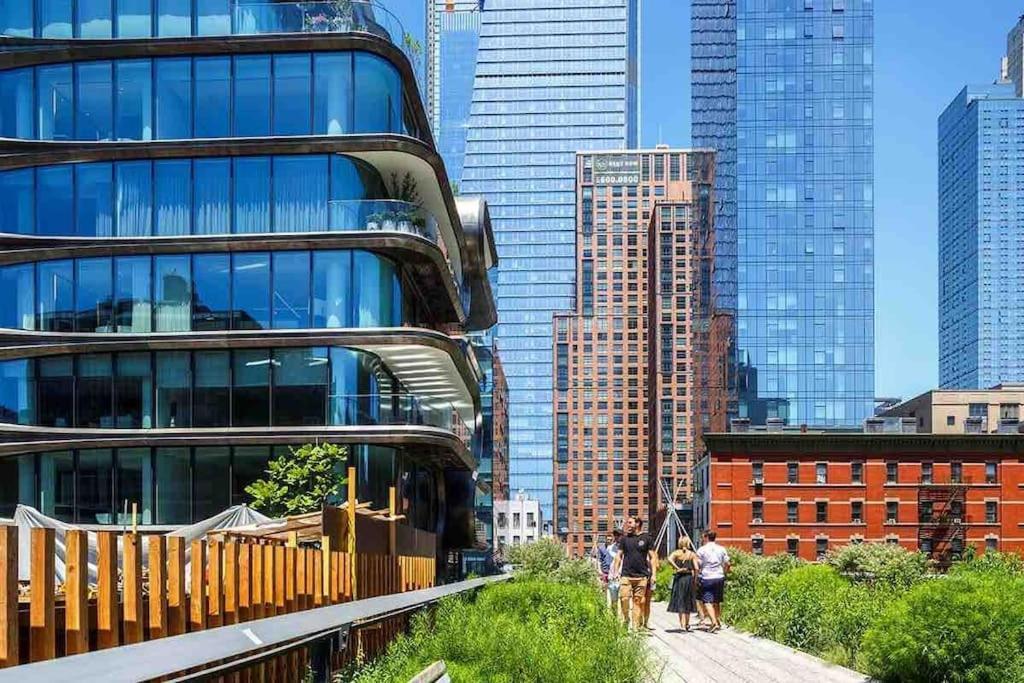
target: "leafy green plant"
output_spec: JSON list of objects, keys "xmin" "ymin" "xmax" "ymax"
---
[
  {"xmin": 505, "ymin": 538, "xmax": 565, "ymax": 578},
  {"xmin": 245, "ymin": 442, "xmax": 348, "ymax": 517},
  {"xmin": 825, "ymin": 542, "xmax": 930, "ymax": 590}
]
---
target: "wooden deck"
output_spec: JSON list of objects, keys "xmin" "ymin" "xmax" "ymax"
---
[{"xmin": 645, "ymin": 602, "xmax": 870, "ymax": 683}]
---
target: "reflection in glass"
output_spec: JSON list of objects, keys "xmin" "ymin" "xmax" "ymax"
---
[
  {"xmin": 272, "ymin": 251, "xmax": 311, "ymax": 329},
  {"xmin": 233, "ymin": 350, "xmax": 270, "ymax": 427},
  {"xmin": 154, "ymin": 255, "xmax": 191, "ymax": 331},
  {"xmin": 156, "ymin": 352, "xmax": 190, "ymax": 428},
  {"xmin": 193, "ymin": 350, "xmax": 229, "ymax": 427},
  {"xmin": 115, "ymin": 59, "xmax": 153, "ymax": 140},
  {"xmin": 38, "ymin": 260, "xmax": 75, "ymax": 332},
  {"xmin": 75, "ymin": 258, "xmax": 114, "ymax": 333},
  {"xmin": 39, "ymin": 0, "xmax": 72, "ymax": 38},
  {"xmin": 196, "ymin": 0, "xmax": 230, "ymax": 36},
  {"xmin": 313, "ymin": 251, "xmax": 351, "ymax": 328},
  {"xmin": 37, "ymin": 166, "xmax": 73, "ymax": 236},
  {"xmin": 234, "ymin": 55, "xmax": 270, "ymax": 137},
  {"xmin": 156, "ymin": 0, "xmax": 191, "ymax": 37},
  {"xmin": 75, "ymin": 61, "xmax": 113, "ymax": 139},
  {"xmin": 117, "ymin": 447, "xmax": 153, "ymax": 524},
  {"xmin": 273, "ymin": 156, "xmax": 328, "ymax": 232},
  {"xmin": 37, "ymin": 65, "xmax": 74, "ymax": 141},
  {"xmin": 233, "ymin": 157, "xmax": 271, "ymax": 234},
  {"xmin": 78, "ymin": 448, "xmax": 113, "ymax": 523},
  {"xmin": 37, "ymin": 356, "xmax": 73, "ymax": 427},
  {"xmin": 354, "ymin": 52, "xmax": 401, "ymax": 134},
  {"xmin": 116, "ymin": 160, "xmax": 153, "ymax": 237},
  {"xmin": 155, "ymin": 58, "xmax": 192, "ymax": 139},
  {"xmin": 115, "ymin": 353, "xmax": 152, "ymax": 428},
  {"xmin": 194, "ymin": 158, "xmax": 231, "ymax": 234},
  {"xmin": 0, "ymin": 359, "xmax": 32, "ymax": 425},
  {"xmin": 273, "ymin": 348, "xmax": 327, "ymax": 426},
  {"xmin": 114, "ymin": 256, "xmax": 152, "ymax": 332},
  {"xmin": 116, "ymin": 0, "xmax": 152, "ymax": 38},
  {"xmin": 194, "ymin": 447, "xmax": 230, "ymax": 519},
  {"xmin": 273, "ymin": 54, "xmax": 312, "ymax": 136},
  {"xmin": 0, "ymin": 168, "xmax": 33, "ymax": 234},
  {"xmin": 0, "ymin": 264, "xmax": 35, "ymax": 331},
  {"xmin": 156, "ymin": 447, "xmax": 190, "ymax": 524},
  {"xmin": 40, "ymin": 450, "xmax": 75, "ymax": 522},
  {"xmin": 314, "ymin": 53, "xmax": 353, "ymax": 135},
  {"xmin": 232, "ymin": 253, "xmax": 270, "ymax": 330},
  {"xmin": 154, "ymin": 159, "xmax": 191, "ymax": 236},
  {"xmin": 354, "ymin": 251, "xmax": 401, "ymax": 326},
  {"xmin": 195, "ymin": 57, "xmax": 230, "ymax": 137},
  {"xmin": 232, "ymin": 446, "xmax": 269, "ymax": 507},
  {"xmin": 76, "ymin": 163, "xmax": 114, "ymax": 237},
  {"xmin": 0, "ymin": 69, "xmax": 33, "ymax": 139},
  {"xmin": 192, "ymin": 254, "xmax": 230, "ymax": 331},
  {"xmin": 78, "ymin": 354, "xmax": 114, "ymax": 428},
  {"xmin": 78, "ymin": 0, "xmax": 113, "ymax": 38},
  {"xmin": 0, "ymin": 454, "xmax": 35, "ymax": 517}
]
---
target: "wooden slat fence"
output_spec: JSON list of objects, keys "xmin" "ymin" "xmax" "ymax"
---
[{"xmin": 0, "ymin": 524, "xmax": 436, "ymax": 679}]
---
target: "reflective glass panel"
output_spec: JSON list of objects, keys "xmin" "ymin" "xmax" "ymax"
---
[
  {"xmin": 312, "ymin": 251, "xmax": 351, "ymax": 328},
  {"xmin": 36, "ymin": 64, "xmax": 73, "ymax": 141},
  {"xmin": 37, "ymin": 356, "xmax": 73, "ymax": 427},
  {"xmin": 75, "ymin": 61, "xmax": 113, "ymax": 140},
  {"xmin": 40, "ymin": 0, "xmax": 73, "ymax": 37},
  {"xmin": 0, "ymin": 264, "xmax": 35, "ymax": 330},
  {"xmin": 116, "ymin": 447, "xmax": 153, "ymax": 524},
  {"xmin": 272, "ymin": 54, "xmax": 311, "ymax": 136},
  {"xmin": 232, "ymin": 157, "xmax": 270, "ymax": 233},
  {"xmin": 156, "ymin": 447, "xmax": 190, "ymax": 524},
  {"xmin": 78, "ymin": 354, "xmax": 114, "ymax": 428},
  {"xmin": 231, "ymin": 253, "xmax": 270, "ymax": 330},
  {"xmin": 114, "ymin": 255, "xmax": 152, "ymax": 332},
  {"xmin": 39, "ymin": 451, "xmax": 74, "ymax": 522},
  {"xmin": 75, "ymin": 257, "xmax": 114, "ymax": 332},
  {"xmin": 0, "ymin": 69, "xmax": 34, "ymax": 138},
  {"xmin": 154, "ymin": 158, "xmax": 192, "ymax": 236},
  {"xmin": 354, "ymin": 53, "xmax": 401, "ymax": 133},
  {"xmin": 114, "ymin": 59, "xmax": 153, "ymax": 140},
  {"xmin": 314, "ymin": 53, "xmax": 352, "ymax": 135},
  {"xmin": 0, "ymin": 2, "xmax": 33, "ymax": 36},
  {"xmin": 193, "ymin": 350, "xmax": 229, "ymax": 427},
  {"xmin": 115, "ymin": 353, "xmax": 152, "ymax": 428},
  {"xmin": 154, "ymin": 255, "xmax": 191, "ymax": 331},
  {"xmin": 76, "ymin": 162, "xmax": 114, "ymax": 237},
  {"xmin": 115, "ymin": 0, "xmax": 151, "ymax": 38},
  {"xmin": 353, "ymin": 251, "xmax": 400, "ymax": 326},
  {"xmin": 155, "ymin": 58, "xmax": 192, "ymax": 139},
  {"xmin": 156, "ymin": 352, "xmax": 190, "ymax": 428},
  {"xmin": 192, "ymin": 254, "xmax": 230, "ymax": 331},
  {"xmin": 156, "ymin": 0, "xmax": 190, "ymax": 37},
  {"xmin": 272, "ymin": 251, "xmax": 311, "ymax": 329},
  {"xmin": 78, "ymin": 0, "xmax": 113, "ymax": 38},
  {"xmin": 273, "ymin": 347, "xmax": 327, "ymax": 426},
  {"xmin": 78, "ymin": 449, "xmax": 114, "ymax": 524},
  {"xmin": 0, "ymin": 168, "xmax": 33, "ymax": 234},
  {"xmin": 232, "ymin": 350, "xmax": 269, "ymax": 426},
  {"xmin": 232, "ymin": 446, "xmax": 269, "ymax": 506},
  {"xmin": 0, "ymin": 454, "xmax": 35, "ymax": 517},
  {"xmin": 115, "ymin": 160, "xmax": 153, "ymax": 236},
  {"xmin": 272, "ymin": 155, "xmax": 327, "ymax": 232},
  {"xmin": 0, "ymin": 359, "xmax": 32, "ymax": 425},
  {"xmin": 233, "ymin": 56, "xmax": 270, "ymax": 137},
  {"xmin": 194, "ymin": 57, "xmax": 230, "ymax": 137},
  {"xmin": 195, "ymin": 0, "xmax": 229, "ymax": 36},
  {"xmin": 194, "ymin": 447, "xmax": 230, "ymax": 519},
  {"xmin": 194, "ymin": 158, "xmax": 230, "ymax": 234},
  {"xmin": 36, "ymin": 165, "xmax": 74, "ymax": 236},
  {"xmin": 37, "ymin": 260, "xmax": 75, "ymax": 332}
]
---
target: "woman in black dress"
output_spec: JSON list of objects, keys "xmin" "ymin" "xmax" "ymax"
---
[{"xmin": 666, "ymin": 536, "xmax": 700, "ymax": 630}]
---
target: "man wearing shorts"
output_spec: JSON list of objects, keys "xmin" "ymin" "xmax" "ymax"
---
[
  {"xmin": 612, "ymin": 517, "xmax": 655, "ymax": 630},
  {"xmin": 696, "ymin": 529, "xmax": 730, "ymax": 632}
]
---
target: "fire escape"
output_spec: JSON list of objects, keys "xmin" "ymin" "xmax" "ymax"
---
[{"xmin": 918, "ymin": 478, "xmax": 968, "ymax": 567}]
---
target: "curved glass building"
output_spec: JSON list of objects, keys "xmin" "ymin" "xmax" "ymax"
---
[{"xmin": 0, "ymin": 1, "xmax": 498, "ymax": 553}]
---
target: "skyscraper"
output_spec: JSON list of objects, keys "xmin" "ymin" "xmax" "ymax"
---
[
  {"xmin": 939, "ymin": 83, "xmax": 1024, "ymax": 389},
  {"xmin": 462, "ymin": 0, "xmax": 639, "ymax": 520},
  {"xmin": 692, "ymin": 0, "xmax": 875, "ymax": 427}
]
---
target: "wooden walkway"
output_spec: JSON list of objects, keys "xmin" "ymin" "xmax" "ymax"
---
[{"xmin": 645, "ymin": 603, "xmax": 870, "ymax": 683}]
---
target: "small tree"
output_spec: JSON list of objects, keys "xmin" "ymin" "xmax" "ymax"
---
[{"xmin": 245, "ymin": 442, "xmax": 348, "ymax": 518}]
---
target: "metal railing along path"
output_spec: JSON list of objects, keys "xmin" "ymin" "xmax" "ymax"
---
[{"xmin": 0, "ymin": 574, "xmax": 509, "ymax": 682}]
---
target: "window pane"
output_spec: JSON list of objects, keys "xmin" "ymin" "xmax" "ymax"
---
[
  {"xmin": 193, "ymin": 254, "xmax": 230, "ymax": 331},
  {"xmin": 154, "ymin": 255, "xmax": 191, "ymax": 331},
  {"xmin": 356, "ymin": 444, "xmax": 396, "ymax": 511},
  {"xmin": 75, "ymin": 61, "xmax": 113, "ymax": 139},
  {"xmin": 76, "ymin": 162, "xmax": 114, "ymax": 236},
  {"xmin": 154, "ymin": 158, "xmax": 192, "ymax": 236},
  {"xmin": 38, "ymin": 356, "xmax": 73, "ymax": 427},
  {"xmin": 272, "ymin": 155, "xmax": 327, "ymax": 232},
  {"xmin": 37, "ymin": 64, "xmax": 74, "ymax": 141},
  {"xmin": 0, "ymin": 359, "xmax": 32, "ymax": 425},
  {"xmin": 273, "ymin": 347, "xmax": 327, "ymax": 426},
  {"xmin": 353, "ymin": 252, "xmax": 400, "ymax": 326},
  {"xmin": 78, "ymin": 449, "xmax": 114, "ymax": 524},
  {"xmin": 233, "ymin": 56, "xmax": 270, "ymax": 136},
  {"xmin": 155, "ymin": 58, "xmax": 192, "ymax": 139},
  {"xmin": 156, "ymin": 352, "xmax": 190, "ymax": 427},
  {"xmin": 0, "ymin": 454, "xmax": 35, "ymax": 517},
  {"xmin": 272, "ymin": 251, "xmax": 311, "ymax": 329},
  {"xmin": 273, "ymin": 54, "xmax": 311, "ymax": 135},
  {"xmin": 0, "ymin": 169, "xmax": 34, "ymax": 234},
  {"xmin": 195, "ymin": 0, "xmax": 229, "ymax": 35},
  {"xmin": 314, "ymin": 53, "xmax": 352, "ymax": 135},
  {"xmin": 78, "ymin": 354, "xmax": 114, "ymax": 428},
  {"xmin": 312, "ymin": 251, "xmax": 351, "ymax": 328},
  {"xmin": 231, "ymin": 253, "xmax": 270, "ymax": 329},
  {"xmin": 115, "ymin": 0, "xmax": 151, "ymax": 37},
  {"xmin": 194, "ymin": 57, "xmax": 230, "ymax": 137},
  {"xmin": 232, "ymin": 350, "xmax": 269, "ymax": 426},
  {"xmin": 115, "ymin": 352, "xmax": 152, "ymax": 428},
  {"xmin": 1, "ymin": 2, "xmax": 33, "ymax": 37},
  {"xmin": 37, "ymin": 260, "xmax": 75, "ymax": 332},
  {"xmin": 156, "ymin": 447, "xmax": 190, "ymax": 523},
  {"xmin": 194, "ymin": 447, "xmax": 230, "ymax": 519},
  {"xmin": 232, "ymin": 446, "xmax": 269, "ymax": 506},
  {"xmin": 116, "ymin": 447, "xmax": 152, "ymax": 524},
  {"xmin": 194, "ymin": 158, "xmax": 230, "ymax": 234},
  {"xmin": 114, "ymin": 255, "xmax": 152, "ymax": 332},
  {"xmin": 0, "ymin": 69, "xmax": 34, "ymax": 138},
  {"xmin": 329, "ymin": 347, "xmax": 379, "ymax": 425},
  {"xmin": 115, "ymin": 160, "xmax": 153, "ymax": 236},
  {"xmin": 354, "ymin": 53, "xmax": 401, "ymax": 133},
  {"xmin": 156, "ymin": 0, "xmax": 190, "ymax": 36},
  {"xmin": 39, "ymin": 451, "xmax": 75, "ymax": 522},
  {"xmin": 36, "ymin": 165, "xmax": 74, "ymax": 236},
  {"xmin": 114, "ymin": 59, "xmax": 153, "ymax": 140},
  {"xmin": 233, "ymin": 156, "xmax": 271, "ymax": 233},
  {"xmin": 193, "ymin": 350, "xmax": 229, "ymax": 426},
  {"xmin": 0, "ymin": 264, "xmax": 35, "ymax": 330},
  {"xmin": 39, "ymin": 0, "xmax": 73, "ymax": 37},
  {"xmin": 75, "ymin": 257, "xmax": 114, "ymax": 332}
]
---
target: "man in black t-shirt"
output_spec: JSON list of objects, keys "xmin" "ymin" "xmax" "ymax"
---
[{"xmin": 611, "ymin": 516, "xmax": 657, "ymax": 629}]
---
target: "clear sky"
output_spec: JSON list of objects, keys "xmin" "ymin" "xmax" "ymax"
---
[{"xmin": 395, "ymin": 0, "xmax": 1024, "ymax": 403}]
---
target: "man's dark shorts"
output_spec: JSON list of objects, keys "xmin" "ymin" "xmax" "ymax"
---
[{"xmin": 699, "ymin": 578, "xmax": 725, "ymax": 603}]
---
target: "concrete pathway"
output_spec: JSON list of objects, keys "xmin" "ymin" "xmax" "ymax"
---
[{"xmin": 644, "ymin": 602, "xmax": 871, "ymax": 683}]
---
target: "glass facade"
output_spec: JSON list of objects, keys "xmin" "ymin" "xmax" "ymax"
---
[
  {"xmin": 461, "ymin": 0, "xmax": 638, "ymax": 518},
  {"xmin": 692, "ymin": 0, "xmax": 874, "ymax": 426},
  {"xmin": 938, "ymin": 83, "xmax": 1024, "ymax": 388}
]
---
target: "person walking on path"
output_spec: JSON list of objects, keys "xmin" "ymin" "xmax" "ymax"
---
[
  {"xmin": 605, "ymin": 530, "xmax": 622, "ymax": 617},
  {"xmin": 637, "ymin": 518, "xmax": 658, "ymax": 629},
  {"xmin": 696, "ymin": 530, "xmax": 730, "ymax": 632},
  {"xmin": 666, "ymin": 536, "xmax": 700, "ymax": 630},
  {"xmin": 611, "ymin": 516, "xmax": 656, "ymax": 630}
]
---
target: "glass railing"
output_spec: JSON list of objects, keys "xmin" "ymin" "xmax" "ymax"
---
[{"xmin": 329, "ymin": 393, "xmax": 472, "ymax": 447}]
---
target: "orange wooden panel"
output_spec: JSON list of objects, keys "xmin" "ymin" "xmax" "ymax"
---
[
  {"xmin": 0, "ymin": 526, "xmax": 17, "ymax": 668},
  {"xmin": 167, "ymin": 536, "xmax": 187, "ymax": 636},
  {"xmin": 207, "ymin": 540, "xmax": 223, "ymax": 628},
  {"xmin": 284, "ymin": 547, "xmax": 297, "ymax": 613},
  {"xmin": 64, "ymin": 530, "xmax": 89, "ymax": 656},
  {"xmin": 148, "ymin": 535, "xmax": 168, "ymax": 640},
  {"xmin": 224, "ymin": 542, "xmax": 239, "ymax": 626},
  {"xmin": 313, "ymin": 549, "xmax": 323, "ymax": 607},
  {"xmin": 28, "ymin": 527, "xmax": 55, "ymax": 662},
  {"xmin": 237, "ymin": 543, "xmax": 251, "ymax": 624},
  {"xmin": 123, "ymin": 534, "xmax": 143, "ymax": 644},
  {"xmin": 190, "ymin": 540, "xmax": 207, "ymax": 632},
  {"xmin": 295, "ymin": 547, "xmax": 307, "ymax": 611},
  {"xmin": 263, "ymin": 545, "xmax": 276, "ymax": 617},
  {"xmin": 96, "ymin": 531, "xmax": 120, "ymax": 649}
]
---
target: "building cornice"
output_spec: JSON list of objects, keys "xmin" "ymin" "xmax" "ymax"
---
[{"xmin": 703, "ymin": 432, "xmax": 1024, "ymax": 456}]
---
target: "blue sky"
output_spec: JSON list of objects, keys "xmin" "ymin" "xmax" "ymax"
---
[{"xmin": 394, "ymin": 1, "xmax": 1023, "ymax": 402}]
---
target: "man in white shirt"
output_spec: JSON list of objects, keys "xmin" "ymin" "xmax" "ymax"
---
[{"xmin": 696, "ymin": 530, "xmax": 730, "ymax": 632}]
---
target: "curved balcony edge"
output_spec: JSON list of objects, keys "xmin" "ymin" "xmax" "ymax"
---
[{"xmin": 0, "ymin": 423, "xmax": 475, "ymax": 471}]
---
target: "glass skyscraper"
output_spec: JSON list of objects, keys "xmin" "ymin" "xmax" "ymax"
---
[
  {"xmin": 939, "ymin": 83, "xmax": 1024, "ymax": 389},
  {"xmin": 461, "ymin": 0, "xmax": 638, "ymax": 519},
  {"xmin": 692, "ymin": 0, "xmax": 875, "ymax": 427}
]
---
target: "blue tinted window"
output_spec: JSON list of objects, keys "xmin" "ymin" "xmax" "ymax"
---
[
  {"xmin": 194, "ymin": 57, "xmax": 230, "ymax": 137},
  {"xmin": 156, "ymin": 0, "xmax": 191, "ymax": 36},
  {"xmin": 232, "ymin": 253, "xmax": 270, "ymax": 330},
  {"xmin": 0, "ymin": 169, "xmax": 34, "ymax": 234},
  {"xmin": 115, "ymin": 353, "xmax": 152, "ymax": 429},
  {"xmin": 37, "ymin": 65, "xmax": 73, "ymax": 140},
  {"xmin": 194, "ymin": 158, "xmax": 230, "ymax": 234},
  {"xmin": 233, "ymin": 157, "xmax": 270, "ymax": 233},
  {"xmin": 75, "ymin": 258, "xmax": 114, "ymax": 333},
  {"xmin": 313, "ymin": 251, "xmax": 351, "ymax": 328},
  {"xmin": 115, "ymin": 59, "xmax": 152, "ymax": 140},
  {"xmin": 38, "ymin": 260, "xmax": 75, "ymax": 332},
  {"xmin": 75, "ymin": 61, "xmax": 114, "ymax": 140},
  {"xmin": 1, "ymin": 2, "xmax": 33, "ymax": 36},
  {"xmin": 114, "ymin": 256, "xmax": 151, "ymax": 332},
  {"xmin": 273, "ymin": 54, "xmax": 311, "ymax": 136},
  {"xmin": 193, "ymin": 254, "xmax": 230, "ymax": 331},
  {"xmin": 0, "ymin": 359, "xmax": 31, "ymax": 425},
  {"xmin": 115, "ymin": 0, "xmax": 151, "ymax": 37},
  {"xmin": 0, "ymin": 264, "xmax": 35, "ymax": 331},
  {"xmin": 154, "ymin": 159, "xmax": 191, "ymax": 236},
  {"xmin": 37, "ymin": 166, "xmax": 74, "ymax": 236},
  {"xmin": 273, "ymin": 348, "xmax": 327, "ymax": 426},
  {"xmin": 233, "ymin": 56, "xmax": 270, "ymax": 136},
  {"xmin": 115, "ymin": 161, "xmax": 153, "ymax": 236},
  {"xmin": 39, "ymin": 0, "xmax": 73, "ymax": 37},
  {"xmin": 195, "ymin": 0, "xmax": 229, "ymax": 36},
  {"xmin": 233, "ymin": 350, "xmax": 270, "ymax": 426},
  {"xmin": 155, "ymin": 356, "xmax": 189, "ymax": 428},
  {"xmin": 354, "ymin": 53, "xmax": 401, "ymax": 133},
  {"xmin": 154, "ymin": 255, "xmax": 191, "ymax": 331},
  {"xmin": 273, "ymin": 155, "xmax": 328, "ymax": 232},
  {"xmin": 0, "ymin": 70, "xmax": 34, "ymax": 138},
  {"xmin": 78, "ymin": 355, "xmax": 114, "ymax": 428},
  {"xmin": 314, "ymin": 53, "xmax": 352, "ymax": 135},
  {"xmin": 76, "ymin": 163, "xmax": 114, "ymax": 237},
  {"xmin": 193, "ymin": 352, "xmax": 229, "ymax": 426},
  {"xmin": 78, "ymin": 0, "xmax": 114, "ymax": 38},
  {"xmin": 155, "ymin": 58, "xmax": 192, "ymax": 139},
  {"xmin": 155, "ymin": 447, "xmax": 190, "ymax": 523},
  {"xmin": 272, "ymin": 251, "xmax": 311, "ymax": 329},
  {"xmin": 354, "ymin": 251, "xmax": 399, "ymax": 326}
]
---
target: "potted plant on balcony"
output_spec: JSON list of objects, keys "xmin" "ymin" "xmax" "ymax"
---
[
  {"xmin": 302, "ymin": 0, "xmax": 354, "ymax": 33},
  {"xmin": 366, "ymin": 211, "xmax": 383, "ymax": 231},
  {"xmin": 388, "ymin": 171, "xmax": 424, "ymax": 235}
]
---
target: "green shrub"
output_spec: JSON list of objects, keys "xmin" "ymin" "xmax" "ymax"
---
[
  {"xmin": 504, "ymin": 538, "xmax": 599, "ymax": 587},
  {"xmin": 825, "ymin": 542, "xmax": 930, "ymax": 590},
  {"xmin": 950, "ymin": 550, "xmax": 1024, "ymax": 579},
  {"xmin": 653, "ymin": 562, "xmax": 674, "ymax": 602},
  {"xmin": 859, "ymin": 573, "xmax": 1024, "ymax": 682}
]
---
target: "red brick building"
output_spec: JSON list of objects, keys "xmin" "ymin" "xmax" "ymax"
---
[{"xmin": 695, "ymin": 431, "xmax": 1024, "ymax": 562}]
